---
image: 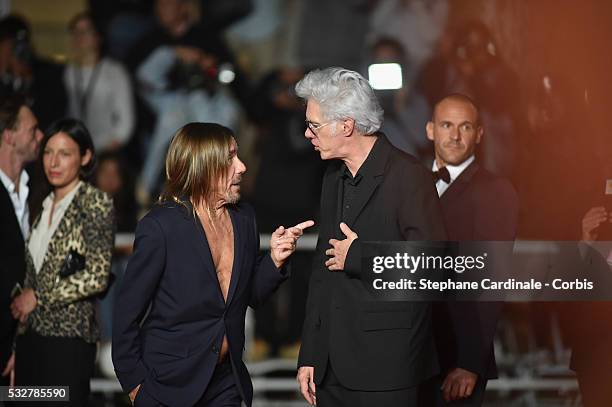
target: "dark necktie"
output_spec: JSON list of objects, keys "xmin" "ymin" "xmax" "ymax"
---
[{"xmin": 433, "ymin": 166, "xmax": 451, "ymax": 184}]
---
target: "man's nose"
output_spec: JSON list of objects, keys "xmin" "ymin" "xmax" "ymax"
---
[
  {"xmin": 237, "ymin": 158, "xmax": 247, "ymax": 174},
  {"xmin": 449, "ymin": 127, "xmax": 460, "ymax": 141},
  {"xmin": 304, "ymin": 127, "xmax": 314, "ymax": 139}
]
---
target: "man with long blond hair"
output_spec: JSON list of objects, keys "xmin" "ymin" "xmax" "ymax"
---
[{"xmin": 112, "ymin": 122, "xmax": 313, "ymax": 407}]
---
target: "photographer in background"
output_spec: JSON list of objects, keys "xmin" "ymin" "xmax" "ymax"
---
[
  {"xmin": 0, "ymin": 15, "xmax": 66, "ymax": 130},
  {"xmin": 136, "ymin": 44, "xmax": 240, "ymax": 202},
  {"xmin": 128, "ymin": 0, "xmax": 249, "ymax": 202}
]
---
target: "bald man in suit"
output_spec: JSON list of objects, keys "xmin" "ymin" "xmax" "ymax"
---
[{"xmin": 421, "ymin": 94, "xmax": 519, "ymax": 406}]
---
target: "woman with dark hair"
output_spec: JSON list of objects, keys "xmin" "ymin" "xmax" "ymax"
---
[{"xmin": 10, "ymin": 118, "xmax": 115, "ymax": 406}]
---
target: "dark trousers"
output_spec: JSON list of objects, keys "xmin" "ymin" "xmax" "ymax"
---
[
  {"xmin": 15, "ymin": 331, "xmax": 96, "ymax": 407},
  {"xmin": 134, "ymin": 359, "xmax": 242, "ymax": 407},
  {"xmin": 419, "ymin": 374, "xmax": 487, "ymax": 407},
  {"xmin": 194, "ymin": 359, "xmax": 242, "ymax": 407},
  {"xmin": 317, "ymin": 361, "xmax": 418, "ymax": 407}
]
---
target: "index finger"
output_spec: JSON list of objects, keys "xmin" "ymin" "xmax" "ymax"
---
[{"xmin": 293, "ymin": 220, "xmax": 315, "ymax": 231}]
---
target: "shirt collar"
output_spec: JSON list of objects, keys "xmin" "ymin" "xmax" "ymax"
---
[
  {"xmin": 341, "ymin": 164, "xmax": 363, "ymax": 186},
  {"xmin": 45, "ymin": 181, "xmax": 83, "ymax": 211},
  {"xmin": 432, "ymin": 155, "xmax": 475, "ymax": 184},
  {"xmin": 338, "ymin": 134, "xmax": 387, "ymax": 182},
  {"xmin": 0, "ymin": 168, "xmax": 29, "ymax": 194}
]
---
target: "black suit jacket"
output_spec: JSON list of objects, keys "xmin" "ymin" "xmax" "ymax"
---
[
  {"xmin": 435, "ymin": 161, "xmax": 518, "ymax": 379},
  {"xmin": 0, "ymin": 182, "xmax": 25, "ymax": 371},
  {"xmin": 112, "ymin": 201, "xmax": 287, "ymax": 407},
  {"xmin": 298, "ymin": 135, "xmax": 447, "ymax": 391}
]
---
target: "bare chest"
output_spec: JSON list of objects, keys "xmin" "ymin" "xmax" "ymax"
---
[{"xmin": 199, "ymin": 211, "xmax": 234, "ymax": 301}]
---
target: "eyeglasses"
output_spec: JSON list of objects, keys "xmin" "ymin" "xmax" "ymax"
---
[{"xmin": 305, "ymin": 120, "xmax": 332, "ymax": 134}]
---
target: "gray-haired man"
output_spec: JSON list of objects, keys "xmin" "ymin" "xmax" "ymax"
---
[{"xmin": 295, "ymin": 67, "xmax": 446, "ymax": 406}]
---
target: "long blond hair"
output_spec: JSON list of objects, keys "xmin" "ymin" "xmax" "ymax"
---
[{"xmin": 160, "ymin": 122, "xmax": 234, "ymax": 210}]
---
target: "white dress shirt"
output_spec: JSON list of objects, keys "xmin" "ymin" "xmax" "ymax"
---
[
  {"xmin": 0, "ymin": 168, "xmax": 30, "ymax": 239},
  {"xmin": 28, "ymin": 182, "xmax": 82, "ymax": 274},
  {"xmin": 432, "ymin": 155, "xmax": 475, "ymax": 197}
]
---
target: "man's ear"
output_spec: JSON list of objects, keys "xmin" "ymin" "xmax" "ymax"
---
[
  {"xmin": 426, "ymin": 121, "xmax": 435, "ymax": 141},
  {"xmin": 1, "ymin": 129, "xmax": 14, "ymax": 147},
  {"xmin": 476, "ymin": 125, "xmax": 484, "ymax": 144},
  {"xmin": 341, "ymin": 118, "xmax": 355, "ymax": 137}
]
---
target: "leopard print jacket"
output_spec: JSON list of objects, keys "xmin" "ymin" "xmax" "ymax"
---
[{"xmin": 22, "ymin": 183, "xmax": 115, "ymax": 343}]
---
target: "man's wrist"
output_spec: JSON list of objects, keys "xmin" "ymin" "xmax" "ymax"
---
[{"xmin": 271, "ymin": 255, "xmax": 284, "ymax": 269}]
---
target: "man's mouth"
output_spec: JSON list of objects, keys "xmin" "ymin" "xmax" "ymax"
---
[{"xmin": 445, "ymin": 143, "xmax": 464, "ymax": 150}]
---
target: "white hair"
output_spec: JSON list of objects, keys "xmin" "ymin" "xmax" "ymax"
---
[{"xmin": 295, "ymin": 67, "xmax": 383, "ymax": 135}]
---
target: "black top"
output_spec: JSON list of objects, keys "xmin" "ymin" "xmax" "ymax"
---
[
  {"xmin": 339, "ymin": 137, "xmax": 386, "ymax": 222},
  {"xmin": 340, "ymin": 164, "xmax": 363, "ymax": 222}
]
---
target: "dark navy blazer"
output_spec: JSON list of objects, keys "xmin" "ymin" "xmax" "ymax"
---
[{"xmin": 112, "ymin": 201, "xmax": 287, "ymax": 406}]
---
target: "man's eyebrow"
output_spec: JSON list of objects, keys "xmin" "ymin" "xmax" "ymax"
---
[{"xmin": 437, "ymin": 119, "xmax": 475, "ymax": 126}]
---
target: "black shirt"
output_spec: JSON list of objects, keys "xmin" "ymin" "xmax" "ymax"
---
[{"xmin": 338, "ymin": 135, "xmax": 383, "ymax": 223}]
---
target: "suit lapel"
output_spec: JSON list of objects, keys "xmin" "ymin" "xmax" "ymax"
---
[
  {"xmin": 343, "ymin": 136, "xmax": 389, "ymax": 228},
  {"xmin": 189, "ymin": 202, "xmax": 247, "ymax": 306},
  {"xmin": 344, "ymin": 174, "xmax": 383, "ymax": 228},
  {"xmin": 321, "ymin": 162, "xmax": 343, "ymax": 238},
  {"xmin": 38, "ymin": 185, "xmax": 85, "ymax": 285},
  {"xmin": 440, "ymin": 161, "xmax": 479, "ymax": 206},
  {"xmin": 225, "ymin": 206, "xmax": 246, "ymax": 306},
  {"xmin": 189, "ymin": 205, "xmax": 225, "ymax": 302},
  {"xmin": 0, "ymin": 182, "xmax": 24, "ymax": 243}
]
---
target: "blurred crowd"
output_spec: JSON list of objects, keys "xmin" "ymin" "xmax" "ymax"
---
[{"xmin": 1, "ymin": 0, "xmax": 612, "ymax": 403}]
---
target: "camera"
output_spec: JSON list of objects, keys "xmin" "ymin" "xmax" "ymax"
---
[{"xmin": 168, "ymin": 61, "xmax": 235, "ymax": 93}]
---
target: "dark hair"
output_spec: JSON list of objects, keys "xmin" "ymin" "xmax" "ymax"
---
[
  {"xmin": 68, "ymin": 11, "xmax": 99, "ymax": 34},
  {"xmin": 454, "ymin": 20, "xmax": 497, "ymax": 59},
  {"xmin": 43, "ymin": 118, "xmax": 96, "ymax": 178},
  {"xmin": 0, "ymin": 15, "xmax": 33, "ymax": 63},
  {"xmin": 371, "ymin": 36, "xmax": 406, "ymax": 61},
  {"xmin": 0, "ymin": 94, "xmax": 27, "ymax": 134},
  {"xmin": 0, "ymin": 14, "xmax": 30, "ymax": 42}
]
